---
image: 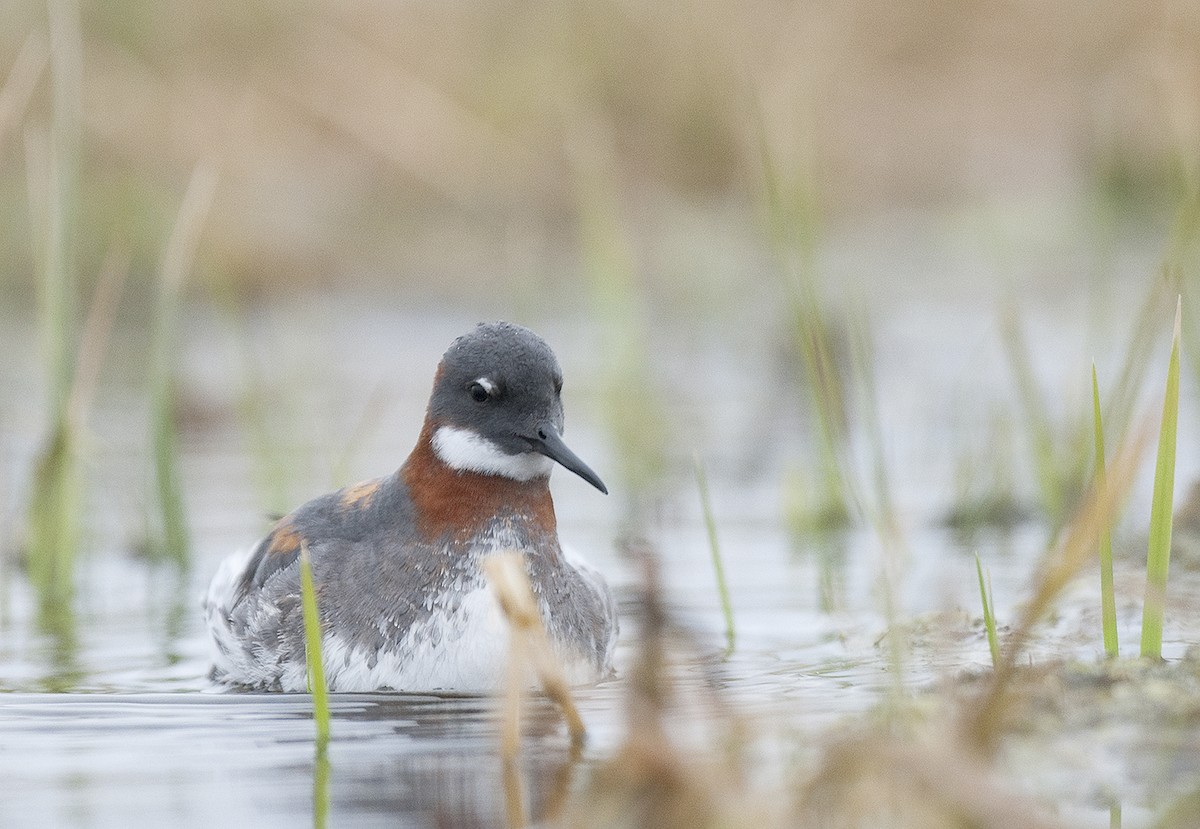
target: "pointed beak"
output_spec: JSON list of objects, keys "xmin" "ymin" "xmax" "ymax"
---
[{"xmin": 530, "ymin": 424, "xmax": 608, "ymax": 494}]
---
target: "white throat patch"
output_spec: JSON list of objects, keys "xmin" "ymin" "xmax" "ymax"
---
[{"xmin": 432, "ymin": 425, "xmax": 554, "ymax": 481}]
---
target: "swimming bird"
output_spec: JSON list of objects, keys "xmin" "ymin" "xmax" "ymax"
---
[{"xmin": 203, "ymin": 322, "xmax": 617, "ymax": 692}]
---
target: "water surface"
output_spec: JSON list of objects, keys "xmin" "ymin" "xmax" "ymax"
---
[{"xmin": 3, "ymin": 235, "xmax": 1199, "ymax": 826}]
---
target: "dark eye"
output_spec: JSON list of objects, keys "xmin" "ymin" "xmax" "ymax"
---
[
  {"xmin": 553, "ymin": 377, "xmax": 563, "ymax": 395},
  {"xmin": 469, "ymin": 382, "xmax": 490, "ymax": 402}
]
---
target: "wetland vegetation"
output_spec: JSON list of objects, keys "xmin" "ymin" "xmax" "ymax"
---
[{"xmin": 2, "ymin": 0, "xmax": 1200, "ymax": 827}]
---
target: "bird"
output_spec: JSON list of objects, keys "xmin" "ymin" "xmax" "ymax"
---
[{"xmin": 203, "ymin": 321, "xmax": 617, "ymax": 692}]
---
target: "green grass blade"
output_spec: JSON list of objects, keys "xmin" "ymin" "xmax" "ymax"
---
[
  {"xmin": 150, "ymin": 381, "xmax": 189, "ymax": 564},
  {"xmin": 1093, "ymin": 363, "xmax": 1119, "ymax": 658},
  {"xmin": 694, "ymin": 453, "xmax": 735, "ymax": 654},
  {"xmin": 302, "ymin": 538, "xmax": 331, "ymax": 826},
  {"xmin": 26, "ymin": 418, "xmax": 78, "ymax": 639},
  {"xmin": 975, "ymin": 553, "xmax": 999, "ymax": 668},
  {"xmin": 312, "ymin": 739, "xmax": 331, "ymax": 829},
  {"xmin": 299, "ymin": 541, "xmax": 331, "ymax": 746},
  {"xmin": 1140, "ymin": 298, "xmax": 1182, "ymax": 659}
]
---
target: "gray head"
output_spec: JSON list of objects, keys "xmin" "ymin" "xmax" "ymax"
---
[{"xmin": 425, "ymin": 322, "xmax": 607, "ymax": 493}]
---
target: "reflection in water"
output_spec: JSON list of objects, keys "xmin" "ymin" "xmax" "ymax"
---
[
  {"xmin": 324, "ymin": 738, "xmax": 579, "ymax": 828},
  {"xmin": 539, "ymin": 743, "xmax": 581, "ymax": 826},
  {"xmin": 2, "ymin": 283, "xmax": 1197, "ymax": 825},
  {"xmin": 312, "ymin": 742, "xmax": 329, "ymax": 829},
  {"xmin": 158, "ymin": 566, "xmax": 192, "ymax": 667},
  {"xmin": 502, "ymin": 757, "xmax": 524, "ymax": 829},
  {"xmin": 307, "ymin": 695, "xmax": 582, "ymax": 827},
  {"xmin": 0, "ymin": 692, "xmax": 587, "ymax": 827},
  {"xmin": 502, "ymin": 746, "xmax": 581, "ymax": 829},
  {"xmin": 36, "ymin": 623, "xmax": 81, "ymax": 694},
  {"xmin": 26, "ymin": 423, "xmax": 82, "ymax": 691},
  {"xmin": 788, "ymin": 529, "xmax": 848, "ymax": 614},
  {"xmin": 32, "ymin": 548, "xmax": 81, "ymax": 693}
]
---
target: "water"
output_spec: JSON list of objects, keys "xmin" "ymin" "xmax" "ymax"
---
[
  {"xmin": 3, "ymin": 233, "xmax": 1200, "ymax": 826},
  {"xmin": 0, "ymin": 691, "xmax": 585, "ymax": 827}
]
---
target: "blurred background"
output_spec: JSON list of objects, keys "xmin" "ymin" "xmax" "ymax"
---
[
  {"xmin": 1, "ymin": 0, "xmax": 1199, "ymax": 683},
  {"xmin": 4, "ymin": 3, "xmax": 1200, "ymax": 825},
  {"xmin": 2, "ymin": 0, "xmax": 1195, "ymax": 297}
]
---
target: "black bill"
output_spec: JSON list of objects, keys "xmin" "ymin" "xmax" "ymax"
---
[{"xmin": 529, "ymin": 424, "xmax": 608, "ymax": 494}]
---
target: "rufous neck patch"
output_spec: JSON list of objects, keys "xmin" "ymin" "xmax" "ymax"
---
[{"xmin": 401, "ymin": 421, "xmax": 558, "ymax": 542}]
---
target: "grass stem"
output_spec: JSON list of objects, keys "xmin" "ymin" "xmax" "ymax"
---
[
  {"xmin": 694, "ymin": 453, "xmax": 735, "ymax": 654},
  {"xmin": 484, "ymin": 552, "xmax": 586, "ymax": 757},
  {"xmin": 0, "ymin": 34, "xmax": 48, "ymax": 157},
  {"xmin": 1001, "ymin": 309, "xmax": 1067, "ymax": 526},
  {"xmin": 312, "ymin": 748, "xmax": 331, "ymax": 829},
  {"xmin": 975, "ymin": 553, "xmax": 1000, "ymax": 668},
  {"xmin": 24, "ymin": 0, "xmax": 82, "ymax": 643},
  {"xmin": 44, "ymin": 0, "xmax": 82, "ymax": 417},
  {"xmin": 149, "ymin": 160, "xmax": 218, "ymax": 565},
  {"xmin": 755, "ymin": 92, "xmax": 852, "ymax": 531},
  {"xmin": 1140, "ymin": 298, "xmax": 1181, "ymax": 659},
  {"xmin": 312, "ymin": 742, "xmax": 330, "ymax": 829},
  {"xmin": 299, "ymin": 541, "xmax": 331, "ymax": 747},
  {"xmin": 1092, "ymin": 363, "xmax": 1119, "ymax": 658}
]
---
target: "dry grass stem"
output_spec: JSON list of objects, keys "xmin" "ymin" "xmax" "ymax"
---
[
  {"xmin": 501, "ymin": 753, "xmax": 526, "ymax": 829},
  {"xmin": 801, "ymin": 733, "xmax": 1070, "ymax": 829},
  {"xmin": 66, "ymin": 248, "xmax": 130, "ymax": 429},
  {"xmin": 159, "ymin": 160, "xmax": 219, "ymax": 299},
  {"xmin": 565, "ymin": 541, "xmax": 765, "ymax": 829},
  {"xmin": 484, "ymin": 551, "xmax": 587, "ymax": 763},
  {"xmin": 0, "ymin": 34, "xmax": 48, "ymax": 157}
]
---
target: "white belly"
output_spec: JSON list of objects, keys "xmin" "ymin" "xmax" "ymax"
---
[{"xmin": 312, "ymin": 584, "xmax": 512, "ymax": 692}]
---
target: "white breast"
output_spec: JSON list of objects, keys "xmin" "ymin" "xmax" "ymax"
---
[{"xmin": 317, "ymin": 582, "xmax": 512, "ymax": 692}]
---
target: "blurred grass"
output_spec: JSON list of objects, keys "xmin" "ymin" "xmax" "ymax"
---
[
  {"xmin": 943, "ymin": 413, "xmax": 1028, "ymax": 535},
  {"xmin": 1000, "ymin": 308, "xmax": 1098, "ymax": 531},
  {"xmin": 1092, "ymin": 363, "xmax": 1119, "ymax": 659},
  {"xmin": 757, "ymin": 85, "xmax": 854, "ymax": 532},
  {"xmin": 0, "ymin": 1, "xmax": 1196, "ymax": 820},
  {"xmin": 0, "ymin": 35, "xmax": 46, "ymax": 154},
  {"xmin": 25, "ymin": 419, "xmax": 77, "ymax": 637},
  {"xmin": 0, "ymin": 0, "xmax": 1194, "ymax": 304},
  {"xmin": 23, "ymin": 0, "xmax": 81, "ymax": 647},
  {"xmin": 966, "ymin": 413, "xmax": 1151, "ymax": 751},
  {"xmin": 569, "ymin": 119, "xmax": 669, "ymax": 508},
  {"xmin": 208, "ymin": 289, "xmax": 300, "ymax": 520},
  {"xmin": 146, "ymin": 159, "xmax": 217, "ymax": 565},
  {"xmin": 38, "ymin": 0, "xmax": 79, "ymax": 401},
  {"xmin": 989, "ymin": 271, "xmax": 1178, "ymax": 536},
  {"xmin": 694, "ymin": 452, "xmax": 734, "ymax": 654}
]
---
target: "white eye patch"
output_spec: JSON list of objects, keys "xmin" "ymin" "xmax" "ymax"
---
[
  {"xmin": 432, "ymin": 426, "xmax": 553, "ymax": 481},
  {"xmin": 474, "ymin": 377, "xmax": 498, "ymax": 396}
]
